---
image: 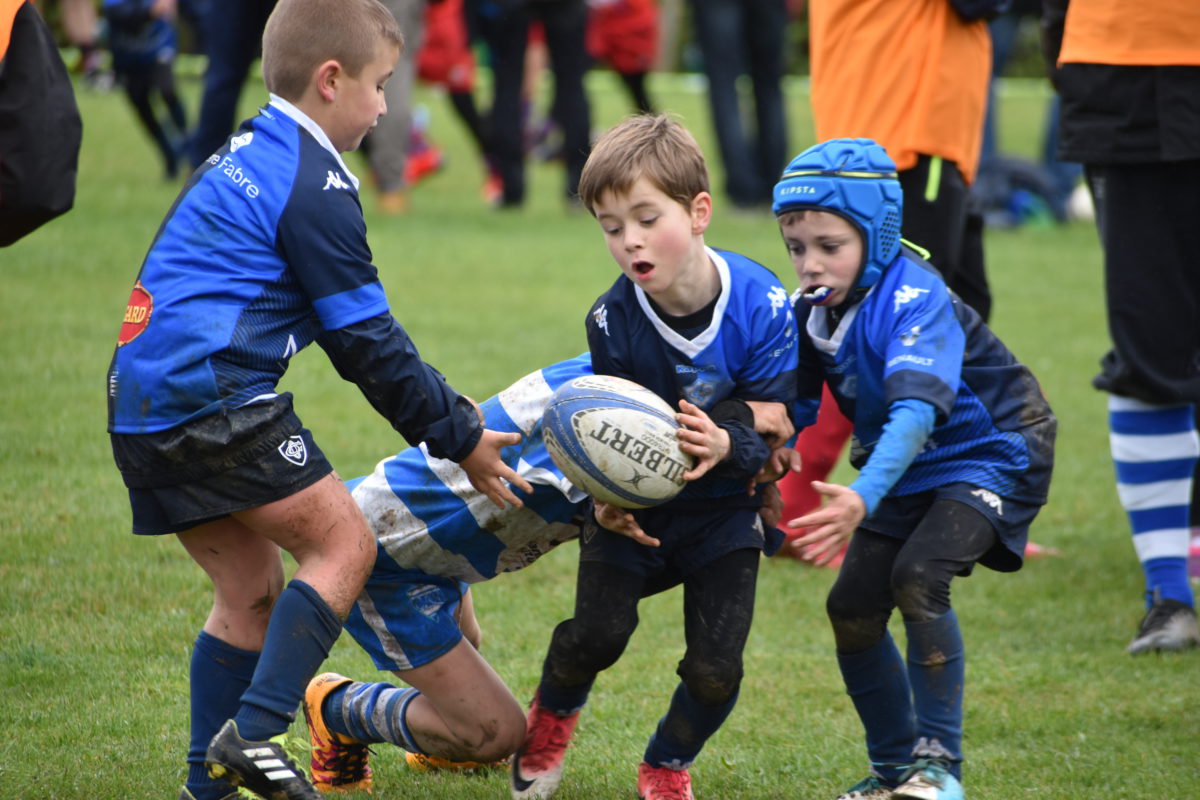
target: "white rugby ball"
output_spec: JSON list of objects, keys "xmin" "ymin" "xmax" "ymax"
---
[{"xmin": 542, "ymin": 375, "xmax": 694, "ymax": 509}]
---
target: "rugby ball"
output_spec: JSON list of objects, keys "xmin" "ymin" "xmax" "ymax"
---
[{"xmin": 542, "ymin": 375, "xmax": 694, "ymax": 509}]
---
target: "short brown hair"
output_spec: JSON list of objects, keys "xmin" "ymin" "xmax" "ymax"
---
[
  {"xmin": 577, "ymin": 114, "xmax": 710, "ymax": 215},
  {"xmin": 261, "ymin": 0, "xmax": 404, "ymax": 101}
]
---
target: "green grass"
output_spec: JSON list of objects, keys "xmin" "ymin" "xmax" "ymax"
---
[{"xmin": 1, "ymin": 67, "xmax": 1197, "ymax": 799}]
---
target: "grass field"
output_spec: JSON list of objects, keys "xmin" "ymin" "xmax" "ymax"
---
[{"xmin": 1, "ymin": 65, "xmax": 1196, "ymax": 799}]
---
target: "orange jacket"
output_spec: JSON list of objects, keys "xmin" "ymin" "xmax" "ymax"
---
[
  {"xmin": 1059, "ymin": 0, "xmax": 1200, "ymax": 66},
  {"xmin": 1, "ymin": 0, "xmax": 29, "ymax": 61},
  {"xmin": 808, "ymin": 0, "xmax": 991, "ymax": 182}
]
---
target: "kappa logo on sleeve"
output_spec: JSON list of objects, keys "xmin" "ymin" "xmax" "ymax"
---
[
  {"xmin": 229, "ymin": 132, "xmax": 254, "ymax": 152},
  {"xmin": 767, "ymin": 285, "xmax": 789, "ymax": 318},
  {"xmin": 893, "ymin": 285, "xmax": 929, "ymax": 312},
  {"xmin": 592, "ymin": 303, "xmax": 610, "ymax": 336},
  {"xmin": 323, "ymin": 170, "xmax": 351, "ymax": 191}
]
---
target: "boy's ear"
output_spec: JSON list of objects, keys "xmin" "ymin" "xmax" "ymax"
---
[
  {"xmin": 315, "ymin": 59, "xmax": 343, "ymax": 103},
  {"xmin": 690, "ymin": 191, "xmax": 713, "ymax": 234}
]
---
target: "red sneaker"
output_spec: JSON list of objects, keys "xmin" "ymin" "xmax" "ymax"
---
[
  {"xmin": 637, "ymin": 762, "xmax": 694, "ymax": 800},
  {"xmin": 509, "ymin": 694, "xmax": 580, "ymax": 799}
]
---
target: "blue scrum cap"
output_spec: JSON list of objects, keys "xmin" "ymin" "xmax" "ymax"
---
[{"xmin": 772, "ymin": 138, "xmax": 903, "ymax": 292}]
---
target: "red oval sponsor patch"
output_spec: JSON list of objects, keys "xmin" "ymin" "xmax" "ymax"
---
[{"xmin": 117, "ymin": 282, "xmax": 153, "ymax": 346}]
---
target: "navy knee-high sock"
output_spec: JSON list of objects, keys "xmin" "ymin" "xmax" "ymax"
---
[
  {"xmin": 234, "ymin": 579, "xmax": 342, "ymax": 741},
  {"xmin": 836, "ymin": 632, "xmax": 916, "ymax": 786},
  {"xmin": 186, "ymin": 631, "xmax": 259, "ymax": 800},
  {"xmin": 642, "ymin": 682, "xmax": 738, "ymax": 770},
  {"xmin": 905, "ymin": 610, "xmax": 965, "ymax": 779}
]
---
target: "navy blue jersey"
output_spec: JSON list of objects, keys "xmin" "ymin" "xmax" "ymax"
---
[
  {"xmin": 107, "ymin": 98, "xmax": 475, "ymax": 456},
  {"xmin": 793, "ymin": 249, "xmax": 1055, "ymax": 505},
  {"xmin": 587, "ymin": 247, "xmax": 799, "ymax": 502}
]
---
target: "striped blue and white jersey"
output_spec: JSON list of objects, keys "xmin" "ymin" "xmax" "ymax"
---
[
  {"xmin": 586, "ymin": 247, "xmax": 798, "ymax": 502},
  {"xmin": 793, "ymin": 250, "xmax": 1055, "ymax": 504},
  {"xmin": 351, "ymin": 355, "xmax": 593, "ymax": 583},
  {"xmin": 106, "ymin": 96, "xmax": 476, "ymax": 456}
]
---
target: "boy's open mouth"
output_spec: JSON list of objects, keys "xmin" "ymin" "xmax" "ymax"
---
[{"xmin": 632, "ymin": 260, "xmax": 654, "ymax": 277}]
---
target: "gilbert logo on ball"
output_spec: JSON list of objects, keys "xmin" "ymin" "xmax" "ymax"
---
[{"xmin": 542, "ymin": 375, "xmax": 694, "ymax": 509}]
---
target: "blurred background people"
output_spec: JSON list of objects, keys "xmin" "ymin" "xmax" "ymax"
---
[{"xmin": 684, "ymin": 0, "xmax": 788, "ymax": 209}]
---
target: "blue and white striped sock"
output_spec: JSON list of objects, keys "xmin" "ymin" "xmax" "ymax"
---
[
  {"xmin": 330, "ymin": 680, "xmax": 424, "ymax": 753},
  {"xmin": 1109, "ymin": 396, "xmax": 1198, "ymax": 608}
]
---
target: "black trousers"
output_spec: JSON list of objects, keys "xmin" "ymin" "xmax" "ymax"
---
[
  {"xmin": 471, "ymin": 0, "xmax": 592, "ymax": 205},
  {"xmin": 826, "ymin": 501, "xmax": 996, "ymax": 654},
  {"xmin": 899, "ymin": 155, "xmax": 992, "ymax": 322},
  {"xmin": 540, "ymin": 547, "xmax": 760, "ymax": 708},
  {"xmin": 1086, "ymin": 160, "xmax": 1200, "ymax": 405}
]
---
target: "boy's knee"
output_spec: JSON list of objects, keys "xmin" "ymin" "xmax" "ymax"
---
[
  {"xmin": 826, "ymin": 592, "xmax": 891, "ymax": 654},
  {"xmin": 678, "ymin": 658, "xmax": 742, "ymax": 707},
  {"xmin": 891, "ymin": 560, "xmax": 949, "ymax": 622},
  {"xmin": 551, "ymin": 614, "xmax": 635, "ymax": 674}
]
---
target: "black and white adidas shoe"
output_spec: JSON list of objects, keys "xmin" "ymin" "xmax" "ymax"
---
[{"xmin": 205, "ymin": 719, "xmax": 321, "ymax": 800}]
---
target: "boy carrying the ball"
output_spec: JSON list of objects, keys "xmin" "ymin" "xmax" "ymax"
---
[
  {"xmin": 289, "ymin": 354, "xmax": 791, "ymax": 793},
  {"xmin": 510, "ymin": 113, "xmax": 799, "ymax": 800},
  {"xmin": 772, "ymin": 138, "xmax": 1056, "ymax": 800},
  {"xmin": 106, "ymin": 3, "xmax": 530, "ymax": 799}
]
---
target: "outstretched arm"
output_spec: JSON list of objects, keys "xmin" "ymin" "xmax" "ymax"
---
[
  {"xmin": 458, "ymin": 428, "xmax": 534, "ymax": 509},
  {"xmin": 784, "ymin": 397, "xmax": 936, "ymax": 564}
]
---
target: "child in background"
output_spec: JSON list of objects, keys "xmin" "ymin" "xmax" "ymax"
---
[
  {"xmin": 101, "ymin": 0, "xmax": 188, "ymax": 178},
  {"xmin": 586, "ymin": 0, "xmax": 658, "ymax": 113},
  {"xmin": 773, "ymin": 138, "xmax": 1056, "ymax": 800},
  {"xmin": 510, "ymin": 114, "xmax": 798, "ymax": 800},
  {"xmin": 106, "ymin": 2, "xmax": 530, "ymax": 798},
  {"xmin": 413, "ymin": 0, "xmax": 502, "ymax": 201}
]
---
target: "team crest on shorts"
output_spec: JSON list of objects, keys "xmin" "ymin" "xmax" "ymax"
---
[{"xmin": 278, "ymin": 435, "xmax": 308, "ymax": 466}]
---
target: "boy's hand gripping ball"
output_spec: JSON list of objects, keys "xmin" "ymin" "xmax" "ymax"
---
[{"xmin": 542, "ymin": 375, "xmax": 695, "ymax": 508}]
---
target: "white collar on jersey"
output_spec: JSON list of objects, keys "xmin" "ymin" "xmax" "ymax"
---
[
  {"xmin": 634, "ymin": 246, "xmax": 732, "ymax": 359},
  {"xmin": 806, "ymin": 282, "xmax": 878, "ymax": 355},
  {"xmin": 267, "ymin": 94, "xmax": 361, "ymax": 191}
]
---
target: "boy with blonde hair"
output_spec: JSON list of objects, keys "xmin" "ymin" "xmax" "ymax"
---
[
  {"xmin": 106, "ymin": 2, "xmax": 531, "ymax": 799},
  {"xmin": 510, "ymin": 114, "xmax": 798, "ymax": 800}
]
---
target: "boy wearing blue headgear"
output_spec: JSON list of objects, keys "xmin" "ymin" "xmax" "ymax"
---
[{"xmin": 772, "ymin": 138, "xmax": 1056, "ymax": 800}]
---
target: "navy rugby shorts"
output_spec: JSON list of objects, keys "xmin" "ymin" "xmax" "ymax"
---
[
  {"xmin": 579, "ymin": 504, "xmax": 774, "ymax": 578},
  {"xmin": 860, "ymin": 482, "xmax": 1042, "ymax": 573},
  {"xmin": 110, "ymin": 394, "xmax": 332, "ymax": 535}
]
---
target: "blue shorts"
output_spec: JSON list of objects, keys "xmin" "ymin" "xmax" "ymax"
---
[
  {"xmin": 343, "ymin": 556, "xmax": 469, "ymax": 672},
  {"xmin": 110, "ymin": 394, "xmax": 332, "ymax": 535},
  {"xmin": 860, "ymin": 482, "xmax": 1043, "ymax": 572},
  {"xmin": 579, "ymin": 504, "xmax": 774, "ymax": 578}
]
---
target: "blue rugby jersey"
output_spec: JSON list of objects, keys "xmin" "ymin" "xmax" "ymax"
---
[
  {"xmin": 107, "ymin": 97, "xmax": 474, "ymax": 455},
  {"xmin": 793, "ymin": 249, "xmax": 1056, "ymax": 505},
  {"xmin": 351, "ymin": 355, "xmax": 593, "ymax": 583},
  {"xmin": 586, "ymin": 247, "xmax": 799, "ymax": 503}
]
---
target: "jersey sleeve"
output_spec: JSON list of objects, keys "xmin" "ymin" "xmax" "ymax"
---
[
  {"xmin": 275, "ymin": 138, "xmax": 390, "ymax": 332},
  {"xmin": 585, "ymin": 292, "xmax": 634, "ymax": 380},
  {"xmin": 317, "ymin": 314, "xmax": 482, "ymax": 462}
]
